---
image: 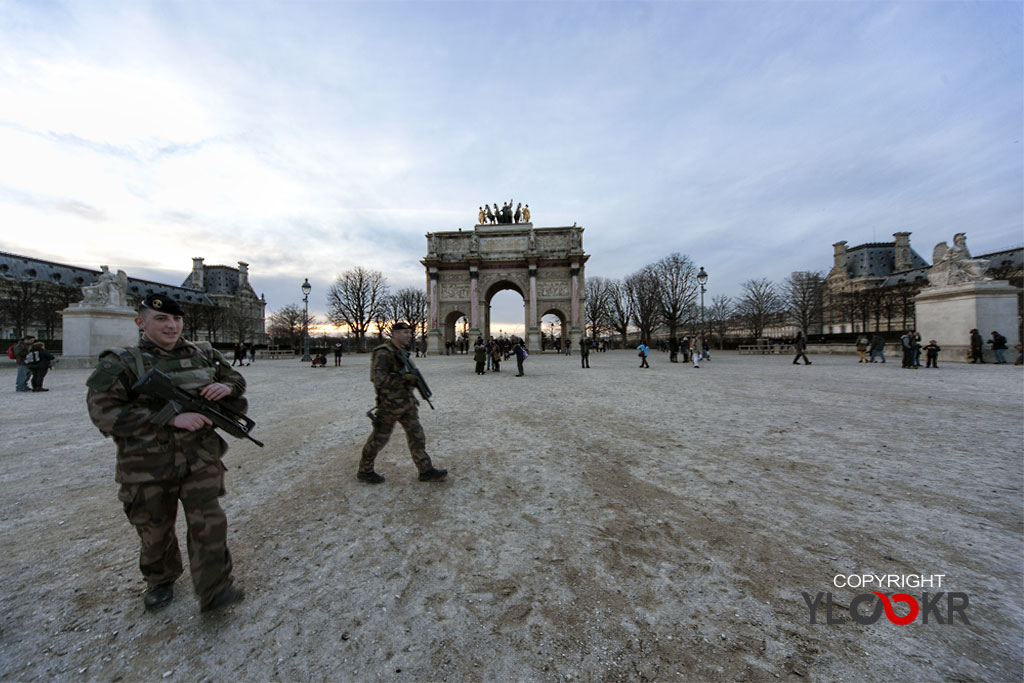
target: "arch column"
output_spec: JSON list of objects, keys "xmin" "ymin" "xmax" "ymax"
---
[
  {"xmin": 469, "ymin": 267, "xmax": 481, "ymax": 338},
  {"xmin": 427, "ymin": 269, "xmax": 442, "ymax": 354},
  {"xmin": 527, "ymin": 264, "xmax": 541, "ymax": 353},
  {"xmin": 569, "ymin": 262, "xmax": 583, "ymax": 348}
]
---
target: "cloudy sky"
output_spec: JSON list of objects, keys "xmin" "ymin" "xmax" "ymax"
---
[{"xmin": 1, "ymin": 0, "xmax": 1021, "ymax": 332}]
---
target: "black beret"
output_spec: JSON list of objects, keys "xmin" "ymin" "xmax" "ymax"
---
[
  {"xmin": 392, "ymin": 322, "xmax": 413, "ymax": 331},
  {"xmin": 141, "ymin": 293, "xmax": 185, "ymax": 316}
]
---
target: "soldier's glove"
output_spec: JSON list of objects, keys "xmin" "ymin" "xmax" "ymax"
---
[{"xmin": 403, "ymin": 373, "xmax": 418, "ymax": 384}]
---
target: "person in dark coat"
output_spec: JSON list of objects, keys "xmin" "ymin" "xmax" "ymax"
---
[
  {"xmin": 513, "ymin": 340, "xmax": 527, "ymax": 376},
  {"xmin": 969, "ymin": 329, "xmax": 985, "ymax": 363},
  {"xmin": 25, "ymin": 341, "xmax": 55, "ymax": 392},
  {"xmin": 792, "ymin": 332, "xmax": 811, "ymax": 365}
]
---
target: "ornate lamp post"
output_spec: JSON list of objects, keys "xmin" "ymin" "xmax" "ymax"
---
[
  {"xmin": 301, "ymin": 278, "xmax": 312, "ymax": 362},
  {"xmin": 697, "ymin": 267, "xmax": 708, "ymax": 349}
]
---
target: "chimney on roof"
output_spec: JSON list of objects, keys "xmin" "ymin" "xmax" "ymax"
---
[
  {"xmin": 832, "ymin": 241, "xmax": 848, "ymax": 275},
  {"xmin": 238, "ymin": 261, "xmax": 249, "ymax": 289},
  {"xmin": 893, "ymin": 232, "xmax": 912, "ymax": 272},
  {"xmin": 191, "ymin": 257, "xmax": 205, "ymax": 290}
]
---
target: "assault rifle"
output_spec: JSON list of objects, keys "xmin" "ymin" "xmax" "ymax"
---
[
  {"xmin": 400, "ymin": 350, "xmax": 434, "ymax": 409},
  {"xmin": 132, "ymin": 368, "xmax": 265, "ymax": 447}
]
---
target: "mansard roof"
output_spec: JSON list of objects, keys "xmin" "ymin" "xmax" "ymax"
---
[
  {"xmin": 0, "ymin": 250, "xmax": 213, "ymax": 306},
  {"xmin": 843, "ymin": 241, "xmax": 929, "ymax": 279}
]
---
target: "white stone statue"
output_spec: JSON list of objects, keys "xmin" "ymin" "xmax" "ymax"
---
[
  {"xmin": 928, "ymin": 233, "xmax": 991, "ymax": 286},
  {"xmin": 78, "ymin": 266, "xmax": 129, "ymax": 307}
]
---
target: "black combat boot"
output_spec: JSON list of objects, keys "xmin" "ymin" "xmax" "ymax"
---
[
  {"xmin": 201, "ymin": 585, "xmax": 245, "ymax": 613},
  {"xmin": 418, "ymin": 467, "xmax": 448, "ymax": 482},
  {"xmin": 144, "ymin": 582, "xmax": 174, "ymax": 611},
  {"xmin": 357, "ymin": 471, "xmax": 385, "ymax": 484}
]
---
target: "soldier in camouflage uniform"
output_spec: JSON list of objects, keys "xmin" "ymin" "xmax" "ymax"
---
[
  {"xmin": 86, "ymin": 294, "xmax": 246, "ymax": 613},
  {"xmin": 358, "ymin": 322, "xmax": 447, "ymax": 484}
]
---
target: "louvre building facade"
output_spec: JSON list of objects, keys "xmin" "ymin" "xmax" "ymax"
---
[{"xmin": 0, "ymin": 252, "xmax": 266, "ymax": 346}]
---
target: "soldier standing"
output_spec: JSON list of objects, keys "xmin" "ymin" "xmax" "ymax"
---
[
  {"xmin": 358, "ymin": 322, "xmax": 447, "ymax": 484},
  {"xmin": 86, "ymin": 294, "xmax": 246, "ymax": 613}
]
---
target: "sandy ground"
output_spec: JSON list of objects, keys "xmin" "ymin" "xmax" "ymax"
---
[{"xmin": 0, "ymin": 349, "xmax": 1021, "ymax": 682}]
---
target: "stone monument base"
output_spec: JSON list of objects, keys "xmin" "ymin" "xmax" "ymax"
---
[
  {"xmin": 60, "ymin": 305, "xmax": 139, "ymax": 368},
  {"xmin": 915, "ymin": 281, "xmax": 1020, "ymax": 363}
]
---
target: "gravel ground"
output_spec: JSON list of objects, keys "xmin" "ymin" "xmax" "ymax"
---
[{"xmin": 0, "ymin": 349, "xmax": 1021, "ymax": 682}]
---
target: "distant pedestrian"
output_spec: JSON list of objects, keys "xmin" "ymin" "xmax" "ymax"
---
[
  {"xmin": 855, "ymin": 336, "xmax": 869, "ymax": 363},
  {"xmin": 900, "ymin": 331, "xmax": 915, "ymax": 369},
  {"xmin": 924, "ymin": 340, "xmax": 941, "ymax": 368},
  {"xmin": 969, "ymin": 329, "xmax": 985, "ymax": 363},
  {"xmin": 489, "ymin": 340, "xmax": 501, "ymax": 373},
  {"xmin": 11, "ymin": 334, "xmax": 35, "ymax": 392},
  {"xmin": 564, "ymin": 339, "xmax": 571, "ymax": 356},
  {"xmin": 579, "ymin": 338, "xmax": 590, "ymax": 368},
  {"xmin": 473, "ymin": 342, "xmax": 487, "ymax": 375},
  {"xmin": 792, "ymin": 332, "xmax": 811, "ymax": 365},
  {"xmin": 514, "ymin": 340, "xmax": 527, "ymax": 376},
  {"xmin": 987, "ymin": 331, "xmax": 1008, "ymax": 364},
  {"xmin": 869, "ymin": 333, "xmax": 886, "ymax": 363},
  {"xmin": 637, "ymin": 342, "xmax": 650, "ymax": 368},
  {"xmin": 25, "ymin": 341, "xmax": 55, "ymax": 392},
  {"xmin": 232, "ymin": 343, "xmax": 245, "ymax": 367},
  {"xmin": 247, "ymin": 343, "xmax": 255, "ymax": 365},
  {"xmin": 334, "ymin": 342, "xmax": 343, "ymax": 366},
  {"xmin": 692, "ymin": 337, "xmax": 702, "ymax": 368}
]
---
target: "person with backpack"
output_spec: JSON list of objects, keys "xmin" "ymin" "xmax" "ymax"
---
[
  {"xmin": 513, "ymin": 340, "xmax": 527, "ymax": 376},
  {"xmin": 987, "ymin": 331, "xmax": 1009, "ymax": 364},
  {"xmin": 10, "ymin": 334, "xmax": 36, "ymax": 392},
  {"xmin": 25, "ymin": 341, "xmax": 55, "ymax": 392}
]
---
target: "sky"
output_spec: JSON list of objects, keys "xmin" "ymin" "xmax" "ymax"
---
[{"xmin": 1, "ymin": 0, "xmax": 1021, "ymax": 334}]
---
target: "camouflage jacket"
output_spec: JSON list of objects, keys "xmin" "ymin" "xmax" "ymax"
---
[
  {"xmin": 86, "ymin": 338, "xmax": 246, "ymax": 484},
  {"xmin": 370, "ymin": 342, "xmax": 416, "ymax": 406}
]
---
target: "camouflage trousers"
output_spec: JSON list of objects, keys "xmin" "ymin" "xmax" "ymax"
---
[
  {"xmin": 118, "ymin": 460, "xmax": 233, "ymax": 607},
  {"xmin": 360, "ymin": 399, "xmax": 433, "ymax": 474}
]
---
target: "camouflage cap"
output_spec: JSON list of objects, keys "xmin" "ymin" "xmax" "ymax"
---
[{"xmin": 140, "ymin": 293, "xmax": 185, "ymax": 316}]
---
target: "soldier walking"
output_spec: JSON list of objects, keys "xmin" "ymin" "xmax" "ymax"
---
[
  {"xmin": 85, "ymin": 294, "xmax": 246, "ymax": 613},
  {"xmin": 358, "ymin": 322, "xmax": 447, "ymax": 484}
]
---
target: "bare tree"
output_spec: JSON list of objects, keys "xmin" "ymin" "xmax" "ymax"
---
[
  {"xmin": 326, "ymin": 266, "xmax": 389, "ymax": 352},
  {"xmin": 607, "ymin": 279, "xmax": 632, "ymax": 348},
  {"xmin": 0, "ymin": 279, "xmax": 43, "ymax": 339},
  {"xmin": 782, "ymin": 271, "xmax": 824, "ymax": 336},
  {"xmin": 266, "ymin": 303, "xmax": 316, "ymax": 350},
  {"xmin": 707, "ymin": 294, "xmax": 734, "ymax": 349},
  {"xmin": 584, "ymin": 276, "xmax": 613, "ymax": 340},
  {"xmin": 626, "ymin": 265, "xmax": 661, "ymax": 345},
  {"xmin": 735, "ymin": 278, "xmax": 781, "ymax": 339},
  {"xmin": 394, "ymin": 287, "xmax": 428, "ymax": 341},
  {"xmin": 654, "ymin": 253, "xmax": 698, "ymax": 339}
]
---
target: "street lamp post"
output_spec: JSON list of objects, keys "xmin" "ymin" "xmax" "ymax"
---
[
  {"xmin": 697, "ymin": 267, "xmax": 708, "ymax": 350},
  {"xmin": 301, "ymin": 278, "xmax": 312, "ymax": 362}
]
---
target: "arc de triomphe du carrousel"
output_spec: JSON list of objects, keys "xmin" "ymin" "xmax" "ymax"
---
[{"xmin": 422, "ymin": 218, "xmax": 589, "ymax": 354}]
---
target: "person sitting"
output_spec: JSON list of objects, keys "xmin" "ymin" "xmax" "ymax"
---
[{"xmin": 311, "ymin": 354, "xmax": 328, "ymax": 367}]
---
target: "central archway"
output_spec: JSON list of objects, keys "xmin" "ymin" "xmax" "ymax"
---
[
  {"xmin": 422, "ymin": 221, "xmax": 589, "ymax": 354},
  {"xmin": 485, "ymin": 281, "xmax": 526, "ymax": 341}
]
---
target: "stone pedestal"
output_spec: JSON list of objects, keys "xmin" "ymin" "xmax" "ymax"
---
[
  {"xmin": 527, "ymin": 327, "xmax": 542, "ymax": 354},
  {"xmin": 915, "ymin": 281, "xmax": 1020, "ymax": 363},
  {"xmin": 427, "ymin": 328, "xmax": 443, "ymax": 356},
  {"xmin": 569, "ymin": 326, "xmax": 583, "ymax": 351},
  {"xmin": 60, "ymin": 305, "xmax": 139, "ymax": 368}
]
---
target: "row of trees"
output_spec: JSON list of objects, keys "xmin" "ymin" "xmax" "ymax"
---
[
  {"xmin": 266, "ymin": 266, "xmax": 428, "ymax": 352},
  {"xmin": 582, "ymin": 256, "xmax": 833, "ymax": 345}
]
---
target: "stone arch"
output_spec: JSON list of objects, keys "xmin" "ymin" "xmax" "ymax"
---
[
  {"xmin": 483, "ymin": 278, "xmax": 527, "ymax": 341},
  {"xmin": 422, "ymin": 221, "xmax": 589, "ymax": 354},
  {"xmin": 443, "ymin": 309, "xmax": 468, "ymax": 347}
]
